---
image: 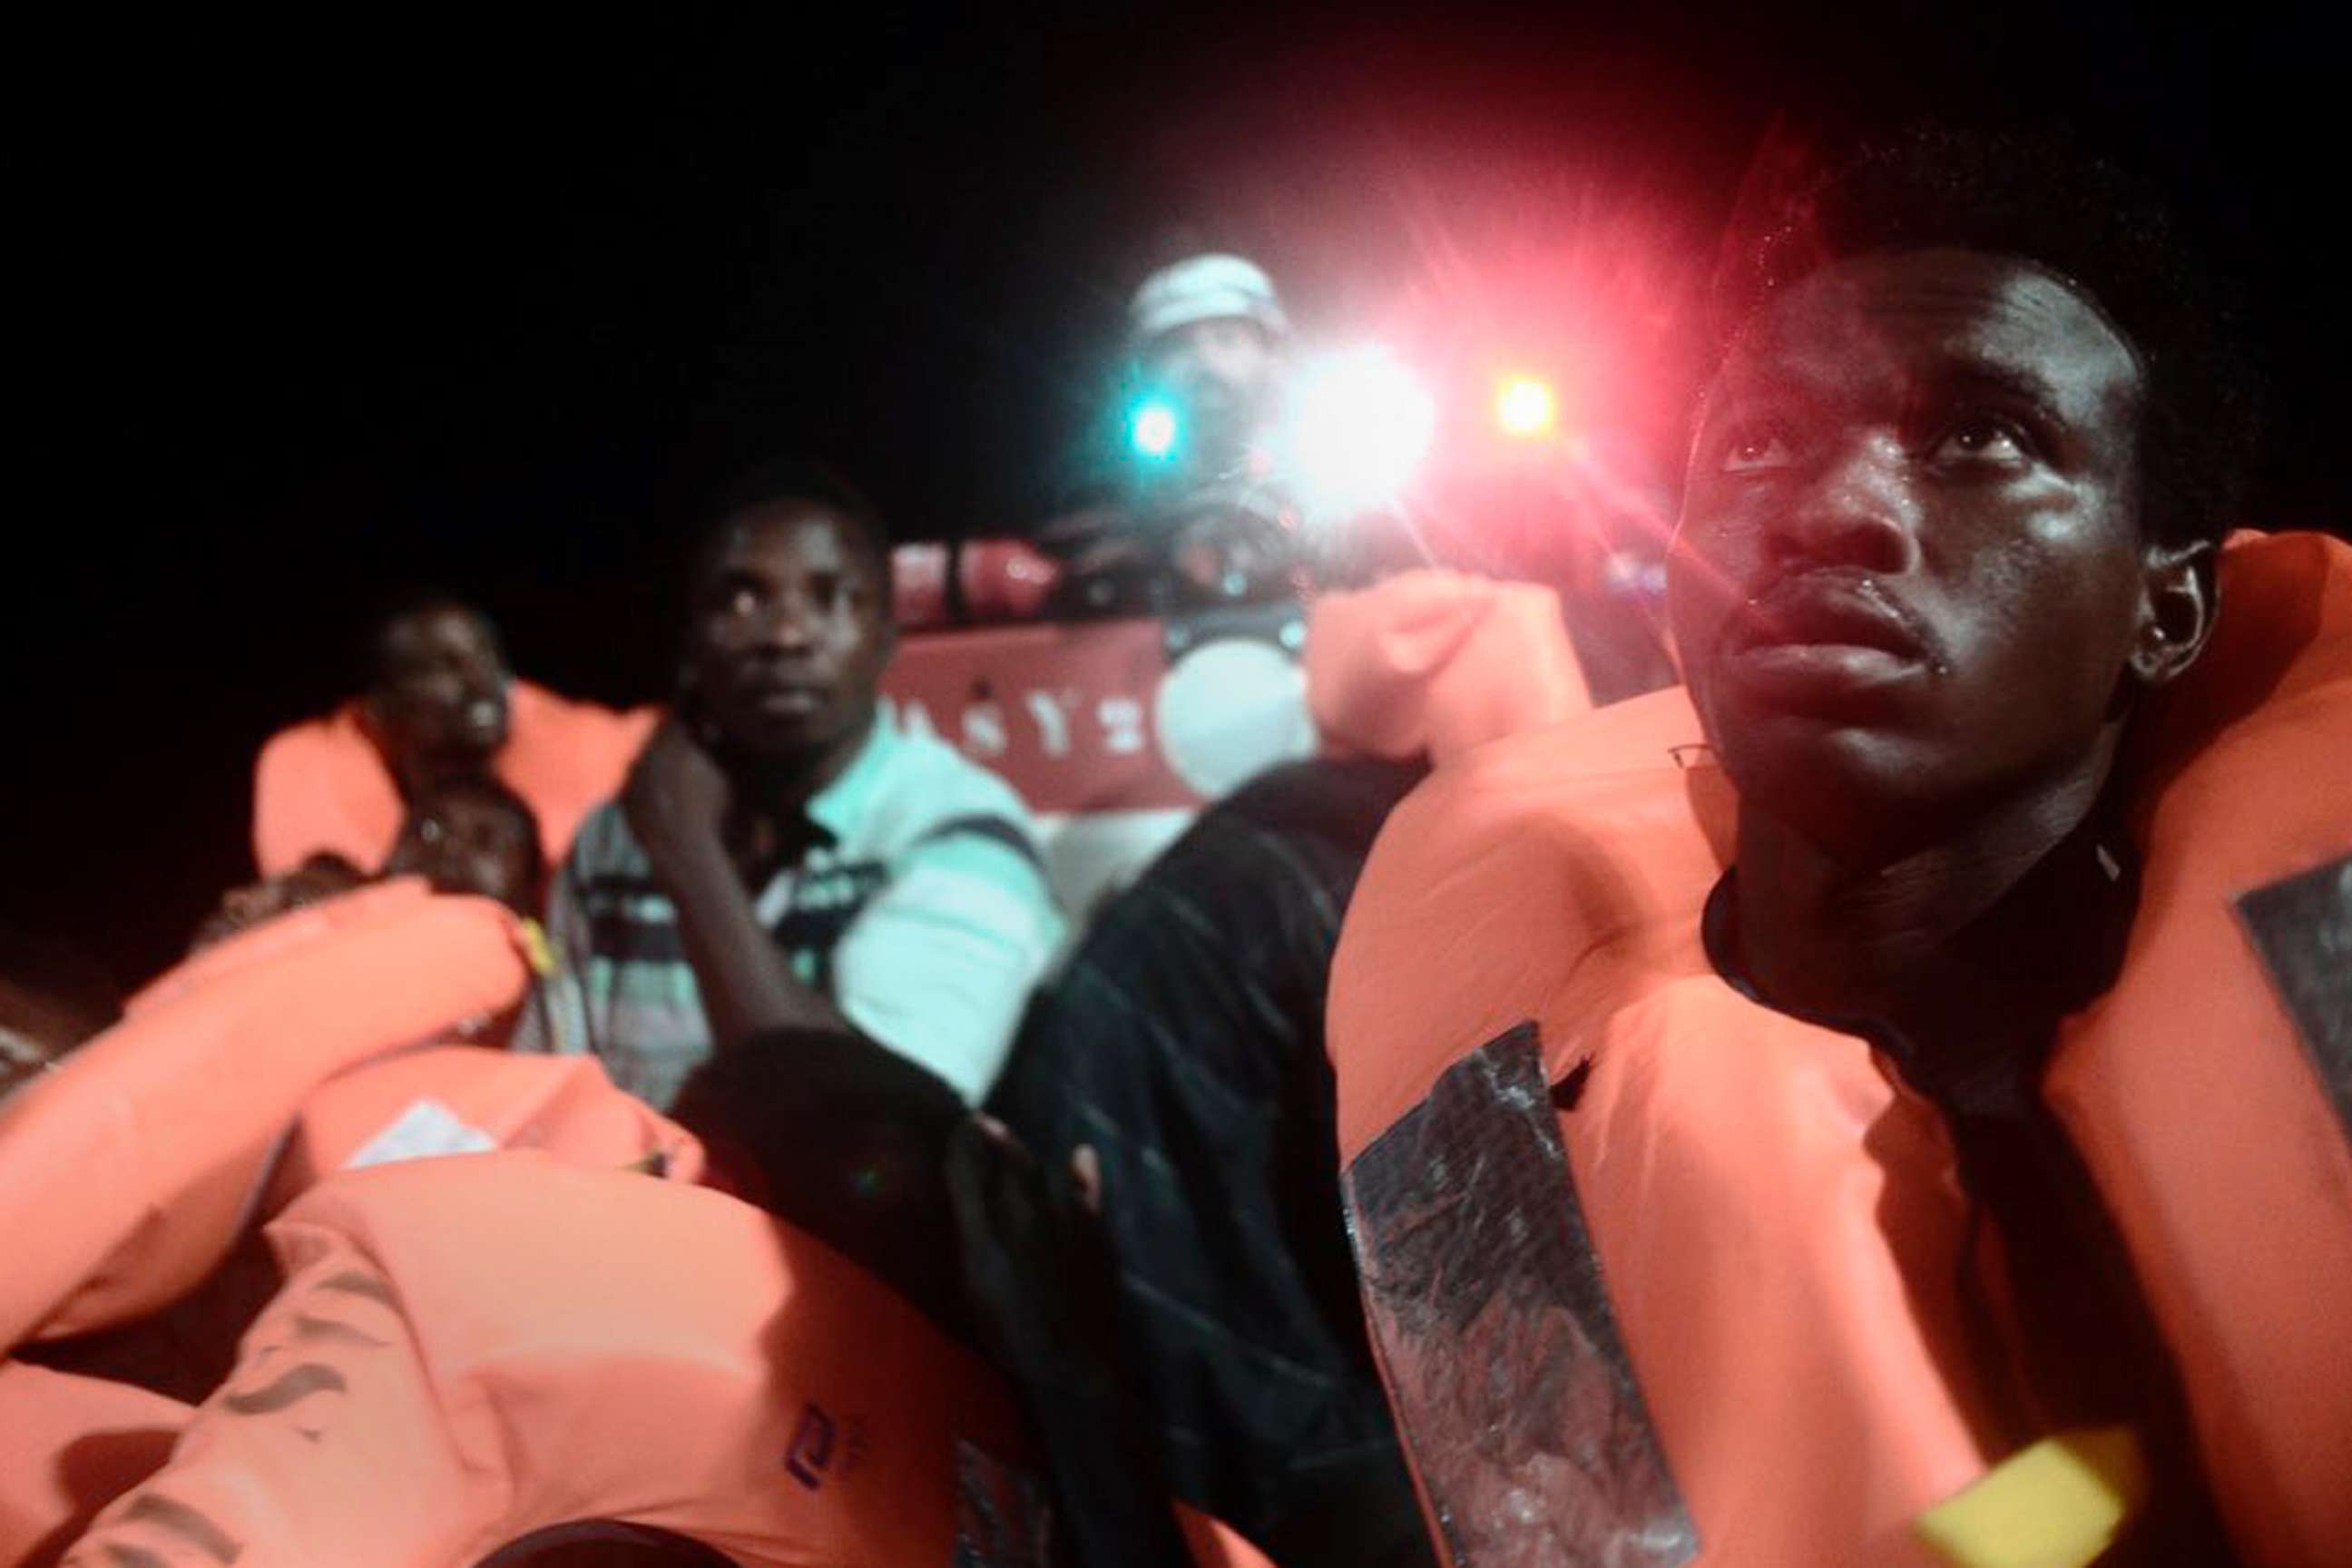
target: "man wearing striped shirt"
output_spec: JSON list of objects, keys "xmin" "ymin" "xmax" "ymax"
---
[{"xmin": 524, "ymin": 465, "xmax": 1063, "ymax": 1122}]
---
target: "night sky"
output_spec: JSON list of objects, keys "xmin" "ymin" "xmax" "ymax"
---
[{"xmin": 15, "ymin": 3, "xmax": 2344, "ymax": 983}]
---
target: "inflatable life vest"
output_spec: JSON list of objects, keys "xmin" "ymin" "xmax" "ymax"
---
[
  {"xmin": 4, "ymin": 883, "xmax": 709, "ymax": 1565},
  {"xmin": 1305, "ymin": 569, "xmax": 1593, "ymax": 766},
  {"xmin": 0, "ymin": 880, "xmax": 537, "ymax": 1349},
  {"xmin": 251, "ymin": 680, "xmax": 657, "ymax": 877},
  {"xmin": 0, "ymin": 1362, "xmax": 189, "ymax": 1565},
  {"xmin": 64, "ymin": 1154, "xmax": 1044, "ymax": 1568},
  {"xmin": 1, "ymin": 1058, "xmax": 698, "ymax": 1568},
  {"xmin": 1327, "ymin": 532, "xmax": 2352, "ymax": 1567}
]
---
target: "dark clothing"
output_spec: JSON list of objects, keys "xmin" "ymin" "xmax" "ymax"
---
[
  {"xmin": 1701, "ymin": 803, "xmax": 2237, "ymax": 1567},
  {"xmin": 668, "ymin": 1024, "xmax": 975, "ymax": 1338},
  {"xmin": 990, "ymin": 756, "xmax": 1436, "ymax": 1568}
]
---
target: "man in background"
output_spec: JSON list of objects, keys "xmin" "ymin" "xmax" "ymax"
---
[
  {"xmin": 251, "ymin": 597, "xmax": 652, "ymax": 877},
  {"xmin": 1043, "ymin": 250, "xmax": 1302, "ymax": 613},
  {"xmin": 524, "ymin": 463, "xmax": 1063, "ymax": 1116}
]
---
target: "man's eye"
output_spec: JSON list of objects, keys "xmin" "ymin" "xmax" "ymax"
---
[
  {"xmin": 724, "ymin": 586, "xmax": 760, "ymax": 617},
  {"xmin": 1720, "ymin": 429, "xmax": 1796, "ymax": 474},
  {"xmin": 1927, "ymin": 416, "xmax": 2030, "ymax": 466},
  {"xmin": 419, "ymin": 818, "xmax": 446, "ymax": 845}
]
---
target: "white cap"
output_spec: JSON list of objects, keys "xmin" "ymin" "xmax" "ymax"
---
[{"xmin": 1128, "ymin": 253, "xmax": 1289, "ymax": 344}]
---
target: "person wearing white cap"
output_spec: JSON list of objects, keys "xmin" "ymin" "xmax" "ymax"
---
[
  {"xmin": 1035, "ymin": 249, "xmax": 1303, "ymax": 614},
  {"xmin": 1127, "ymin": 251, "xmax": 1290, "ymax": 488}
]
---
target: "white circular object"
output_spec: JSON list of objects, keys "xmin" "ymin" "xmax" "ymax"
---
[{"xmin": 1153, "ymin": 636, "xmax": 1315, "ymax": 799}]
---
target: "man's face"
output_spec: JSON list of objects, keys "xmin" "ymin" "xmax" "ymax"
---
[
  {"xmin": 386, "ymin": 793, "xmax": 540, "ymax": 912},
  {"xmin": 370, "ymin": 606, "xmax": 510, "ymax": 769},
  {"xmin": 1670, "ymin": 249, "xmax": 2156, "ymax": 851},
  {"xmin": 1144, "ymin": 317, "xmax": 1281, "ymax": 402},
  {"xmin": 683, "ymin": 507, "xmax": 893, "ymax": 764}
]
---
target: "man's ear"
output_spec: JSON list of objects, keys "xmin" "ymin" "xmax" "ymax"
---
[{"xmin": 2127, "ymin": 537, "xmax": 2220, "ymax": 691}]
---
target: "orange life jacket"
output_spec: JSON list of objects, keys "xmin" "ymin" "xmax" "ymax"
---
[
  {"xmin": 1305, "ymin": 569, "xmax": 1593, "ymax": 766},
  {"xmin": 64, "ymin": 1153, "xmax": 1041, "ymax": 1568},
  {"xmin": 1327, "ymin": 532, "xmax": 2352, "ymax": 1566},
  {"xmin": 0, "ymin": 882, "xmax": 537, "ymax": 1349},
  {"xmin": 5, "ymin": 883, "xmax": 716, "ymax": 1563},
  {"xmin": 0, "ymin": 1362, "xmax": 189, "ymax": 1566},
  {"xmin": 250, "ymin": 679, "xmax": 657, "ymax": 876},
  {"xmin": 1, "ymin": 881, "xmax": 696, "ymax": 1354}
]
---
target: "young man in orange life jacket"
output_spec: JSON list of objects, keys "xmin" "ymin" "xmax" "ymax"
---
[
  {"xmin": 1327, "ymin": 131, "xmax": 2349, "ymax": 1566},
  {"xmin": 251, "ymin": 596, "xmax": 654, "ymax": 878}
]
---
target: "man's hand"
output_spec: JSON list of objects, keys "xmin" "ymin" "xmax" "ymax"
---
[
  {"xmin": 946, "ymin": 1118, "xmax": 1121, "ymax": 1399},
  {"xmin": 622, "ymin": 715, "xmax": 732, "ymax": 872},
  {"xmin": 623, "ymin": 715, "xmax": 849, "ymax": 1044}
]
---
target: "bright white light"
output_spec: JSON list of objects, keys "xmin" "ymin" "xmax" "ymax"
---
[
  {"xmin": 1130, "ymin": 399, "xmax": 1180, "ymax": 460},
  {"xmin": 1495, "ymin": 376, "xmax": 1557, "ymax": 437},
  {"xmin": 1283, "ymin": 345, "xmax": 1436, "ymax": 516}
]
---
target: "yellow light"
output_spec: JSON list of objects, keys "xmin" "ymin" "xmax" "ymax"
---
[{"xmin": 1496, "ymin": 376, "xmax": 1557, "ymax": 438}]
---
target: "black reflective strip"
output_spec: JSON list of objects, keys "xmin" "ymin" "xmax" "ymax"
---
[
  {"xmin": 917, "ymin": 814, "xmax": 1046, "ymax": 870},
  {"xmin": 2238, "ymin": 850, "xmax": 2352, "ymax": 1142},
  {"xmin": 221, "ymin": 1362, "xmax": 349, "ymax": 1415},
  {"xmin": 121, "ymin": 1493, "xmax": 240, "ymax": 1563},
  {"xmin": 315, "ymin": 1269, "xmax": 397, "ymax": 1308},
  {"xmin": 292, "ymin": 1312, "xmax": 394, "ymax": 1348},
  {"xmin": 1344, "ymin": 1022, "xmax": 1696, "ymax": 1567}
]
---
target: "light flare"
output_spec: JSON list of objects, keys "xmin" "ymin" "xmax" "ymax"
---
[
  {"xmin": 1283, "ymin": 344, "xmax": 1436, "ymax": 517},
  {"xmin": 1495, "ymin": 376, "xmax": 1557, "ymax": 437}
]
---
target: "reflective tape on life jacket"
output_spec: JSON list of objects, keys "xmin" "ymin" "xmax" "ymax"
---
[
  {"xmin": 1328, "ymin": 531, "xmax": 2352, "ymax": 1566},
  {"xmin": 65, "ymin": 1154, "xmax": 1043, "ymax": 1568},
  {"xmin": 0, "ymin": 1361, "xmax": 190, "ymax": 1565},
  {"xmin": 251, "ymin": 681, "xmax": 658, "ymax": 876},
  {"xmin": 0, "ymin": 882, "xmax": 533, "ymax": 1348}
]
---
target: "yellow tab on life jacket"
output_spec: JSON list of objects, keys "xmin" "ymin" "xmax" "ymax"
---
[
  {"xmin": 1916, "ymin": 1426, "xmax": 2147, "ymax": 1568},
  {"xmin": 517, "ymin": 917, "xmax": 559, "ymax": 978}
]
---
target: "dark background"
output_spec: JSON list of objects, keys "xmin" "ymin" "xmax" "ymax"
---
[{"xmin": 12, "ymin": 3, "xmax": 2343, "ymax": 984}]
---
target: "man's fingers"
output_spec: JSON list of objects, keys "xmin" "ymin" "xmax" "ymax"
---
[{"xmin": 1069, "ymin": 1144, "xmax": 1103, "ymax": 1216}]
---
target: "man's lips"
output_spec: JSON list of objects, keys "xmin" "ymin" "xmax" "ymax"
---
[
  {"xmin": 1728, "ymin": 573, "xmax": 1934, "ymax": 662},
  {"xmin": 740, "ymin": 677, "xmax": 829, "ymax": 712},
  {"xmin": 1717, "ymin": 573, "xmax": 1937, "ymax": 709}
]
